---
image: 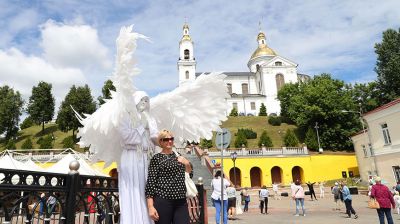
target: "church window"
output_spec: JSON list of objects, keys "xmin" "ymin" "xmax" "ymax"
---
[
  {"xmin": 381, "ymin": 123, "xmax": 391, "ymax": 145},
  {"xmin": 261, "ymin": 40, "xmax": 265, "ymax": 44},
  {"xmin": 185, "ymin": 71, "xmax": 189, "ymax": 79},
  {"xmin": 185, "ymin": 30, "xmax": 188, "ymax": 35},
  {"xmin": 275, "ymin": 74, "xmax": 285, "ymax": 92},
  {"xmin": 275, "ymin": 61, "xmax": 282, "ymax": 66},
  {"xmin": 227, "ymin": 83, "xmax": 232, "ymax": 94},
  {"xmin": 250, "ymin": 102, "xmax": 256, "ymax": 110},
  {"xmin": 241, "ymin": 83, "xmax": 248, "ymax": 94},
  {"xmin": 184, "ymin": 49, "xmax": 190, "ymax": 59},
  {"xmin": 232, "ymin": 103, "xmax": 238, "ymax": 110},
  {"xmin": 256, "ymin": 64, "xmax": 260, "ymax": 71}
]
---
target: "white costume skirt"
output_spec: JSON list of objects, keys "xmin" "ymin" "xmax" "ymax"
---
[{"xmin": 119, "ymin": 149, "xmax": 154, "ymax": 224}]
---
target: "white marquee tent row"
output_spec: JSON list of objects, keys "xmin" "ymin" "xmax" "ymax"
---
[{"xmin": 0, "ymin": 150, "xmax": 108, "ymax": 185}]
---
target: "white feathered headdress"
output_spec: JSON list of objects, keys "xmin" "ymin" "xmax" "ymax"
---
[{"xmin": 76, "ymin": 25, "xmax": 230, "ymax": 167}]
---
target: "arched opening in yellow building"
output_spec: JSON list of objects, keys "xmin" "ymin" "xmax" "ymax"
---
[
  {"xmin": 271, "ymin": 166, "xmax": 283, "ymax": 184},
  {"xmin": 291, "ymin": 166, "xmax": 304, "ymax": 183},
  {"xmin": 229, "ymin": 167, "xmax": 241, "ymax": 187},
  {"xmin": 250, "ymin": 167, "xmax": 262, "ymax": 188}
]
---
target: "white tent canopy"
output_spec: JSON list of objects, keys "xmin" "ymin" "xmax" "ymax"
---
[
  {"xmin": 0, "ymin": 154, "xmax": 33, "ymax": 170},
  {"xmin": 24, "ymin": 159, "xmax": 45, "ymax": 172},
  {"xmin": 46, "ymin": 154, "xmax": 108, "ymax": 176}
]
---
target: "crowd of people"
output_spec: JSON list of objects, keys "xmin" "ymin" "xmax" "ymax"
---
[{"xmin": 208, "ymin": 176, "xmax": 400, "ymax": 224}]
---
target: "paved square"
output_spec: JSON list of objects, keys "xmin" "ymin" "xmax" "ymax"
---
[{"xmin": 207, "ymin": 192, "xmax": 400, "ymax": 223}]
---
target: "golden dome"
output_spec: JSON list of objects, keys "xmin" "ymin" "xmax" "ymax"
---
[
  {"xmin": 250, "ymin": 44, "xmax": 277, "ymax": 60},
  {"xmin": 181, "ymin": 35, "xmax": 191, "ymax": 42},
  {"xmin": 250, "ymin": 31, "xmax": 277, "ymax": 60}
]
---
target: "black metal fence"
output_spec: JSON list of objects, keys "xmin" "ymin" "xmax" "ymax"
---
[{"xmin": 0, "ymin": 168, "xmax": 206, "ymax": 224}]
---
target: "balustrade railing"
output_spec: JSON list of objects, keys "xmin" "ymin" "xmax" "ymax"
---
[
  {"xmin": 207, "ymin": 146, "xmax": 308, "ymax": 157},
  {"xmin": 0, "ymin": 164, "xmax": 207, "ymax": 224}
]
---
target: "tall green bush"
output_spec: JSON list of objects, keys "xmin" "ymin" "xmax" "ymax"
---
[
  {"xmin": 62, "ymin": 136, "xmax": 76, "ymax": 148},
  {"xmin": 237, "ymin": 128, "xmax": 257, "ymax": 139},
  {"xmin": 5, "ymin": 139, "xmax": 16, "ymax": 149},
  {"xmin": 39, "ymin": 135, "xmax": 53, "ymax": 149},
  {"xmin": 20, "ymin": 117, "xmax": 34, "ymax": 130},
  {"xmin": 229, "ymin": 108, "xmax": 238, "ymax": 116},
  {"xmin": 234, "ymin": 131, "xmax": 247, "ymax": 148},
  {"xmin": 283, "ymin": 129, "xmax": 299, "ymax": 147},
  {"xmin": 21, "ymin": 138, "xmax": 33, "ymax": 149},
  {"xmin": 200, "ymin": 138, "xmax": 213, "ymax": 149},
  {"xmin": 305, "ymin": 127, "xmax": 318, "ymax": 151},
  {"xmin": 258, "ymin": 131, "xmax": 273, "ymax": 147},
  {"xmin": 268, "ymin": 116, "xmax": 282, "ymax": 126},
  {"xmin": 258, "ymin": 103, "xmax": 267, "ymax": 116}
]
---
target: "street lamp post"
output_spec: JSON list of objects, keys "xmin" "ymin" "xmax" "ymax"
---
[
  {"xmin": 314, "ymin": 122, "xmax": 323, "ymax": 153},
  {"xmin": 342, "ymin": 106, "xmax": 378, "ymax": 176},
  {"xmin": 230, "ymin": 151, "xmax": 237, "ymax": 187}
]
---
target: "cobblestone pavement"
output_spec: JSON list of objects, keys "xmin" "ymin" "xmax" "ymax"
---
[{"xmin": 207, "ymin": 194, "xmax": 400, "ymax": 224}]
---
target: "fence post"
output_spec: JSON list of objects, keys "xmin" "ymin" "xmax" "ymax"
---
[
  {"xmin": 197, "ymin": 177, "xmax": 207, "ymax": 224},
  {"xmin": 65, "ymin": 160, "xmax": 80, "ymax": 224}
]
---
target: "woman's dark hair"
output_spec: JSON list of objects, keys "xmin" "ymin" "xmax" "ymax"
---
[
  {"xmin": 295, "ymin": 179, "xmax": 301, "ymax": 185},
  {"xmin": 214, "ymin": 170, "xmax": 224, "ymax": 178}
]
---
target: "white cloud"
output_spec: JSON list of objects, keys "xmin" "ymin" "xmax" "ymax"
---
[
  {"xmin": 40, "ymin": 20, "xmax": 112, "ymax": 71},
  {"xmin": 0, "ymin": 48, "xmax": 87, "ymax": 106}
]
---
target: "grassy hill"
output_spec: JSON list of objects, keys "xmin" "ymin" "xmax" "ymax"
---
[
  {"xmin": 217, "ymin": 116, "xmax": 298, "ymax": 149},
  {"xmin": 1, "ymin": 116, "xmax": 299, "ymax": 151},
  {"xmin": 0, "ymin": 123, "xmax": 78, "ymax": 151}
]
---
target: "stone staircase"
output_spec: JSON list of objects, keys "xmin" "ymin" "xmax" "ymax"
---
[{"xmin": 185, "ymin": 152, "xmax": 214, "ymax": 206}]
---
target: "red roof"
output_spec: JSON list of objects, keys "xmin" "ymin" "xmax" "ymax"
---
[{"xmin": 363, "ymin": 98, "xmax": 400, "ymax": 117}]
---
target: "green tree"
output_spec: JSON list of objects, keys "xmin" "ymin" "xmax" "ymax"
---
[
  {"xmin": 258, "ymin": 103, "xmax": 267, "ymax": 116},
  {"xmin": 375, "ymin": 28, "xmax": 400, "ymax": 104},
  {"xmin": 258, "ymin": 130, "xmax": 273, "ymax": 147},
  {"xmin": 200, "ymin": 138, "xmax": 213, "ymax": 149},
  {"xmin": 0, "ymin": 85, "xmax": 24, "ymax": 140},
  {"xmin": 229, "ymin": 108, "xmax": 238, "ymax": 116},
  {"xmin": 349, "ymin": 82, "xmax": 380, "ymax": 113},
  {"xmin": 5, "ymin": 139, "xmax": 16, "ymax": 149},
  {"xmin": 283, "ymin": 129, "xmax": 299, "ymax": 147},
  {"xmin": 56, "ymin": 85, "xmax": 97, "ymax": 138},
  {"xmin": 27, "ymin": 81, "xmax": 55, "ymax": 132},
  {"xmin": 20, "ymin": 116, "xmax": 34, "ymax": 130},
  {"xmin": 98, "ymin": 80, "xmax": 116, "ymax": 105},
  {"xmin": 39, "ymin": 135, "xmax": 53, "ymax": 149},
  {"xmin": 304, "ymin": 127, "xmax": 318, "ymax": 151},
  {"xmin": 277, "ymin": 74, "xmax": 359, "ymax": 150},
  {"xmin": 234, "ymin": 131, "xmax": 247, "ymax": 148},
  {"xmin": 62, "ymin": 136, "xmax": 76, "ymax": 148},
  {"xmin": 21, "ymin": 138, "xmax": 33, "ymax": 149}
]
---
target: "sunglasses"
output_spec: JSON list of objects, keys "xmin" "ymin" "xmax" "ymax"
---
[{"xmin": 161, "ymin": 137, "xmax": 174, "ymax": 142}]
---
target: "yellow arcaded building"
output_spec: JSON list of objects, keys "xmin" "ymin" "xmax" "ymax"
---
[{"xmin": 212, "ymin": 153, "xmax": 358, "ymax": 187}]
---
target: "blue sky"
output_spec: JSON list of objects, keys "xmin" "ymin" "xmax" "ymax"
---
[{"xmin": 0, "ymin": 0, "xmax": 399, "ymax": 108}]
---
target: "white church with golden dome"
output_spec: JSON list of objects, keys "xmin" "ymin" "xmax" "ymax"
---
[{"xmin": 178, "ymin": 23, "xmax": 309, "ymax": 115}]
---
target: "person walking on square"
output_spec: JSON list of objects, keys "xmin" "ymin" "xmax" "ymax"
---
[
  {"xmin": 272, "ymin": 182, "xmax": 281, "ymax": 200},
  {"xmin": 306, "ymin": 181, "xmax": 317, "ymax": 201},
  {"xmin": 341, "ymin": 182, "xmax": 358, "ymax": 219},
  {"xmin": 291, "ymin": 180, "xmax": 306, "ymax": 216},
  {"xmin": 241, "ymin": 188, "xmax": 250, "ymax": 212},
  {"xmin": 393, "ymin": 191, "xmax": 400, "ymax": 215},
  {"xmin": 332, "ymin": 182, "xmax": 342, "ymax": 211},
  {"xmin": 319, "ymin": 182, "xmax": 325, "ymax": 198},
  {"xmin": 259, "ymin": 185, "xmax": 269, "ymax": 214},
  {"xmin": 370, "ymin": 176, "xmax": 395, "ymax": 224},
  {"xmin": 211, "ymin": 170, "xmax": 230, "ymax": 224},
  {"xmin": 226, "ymin": 183, "xmax": 237, "ymax": 220}
]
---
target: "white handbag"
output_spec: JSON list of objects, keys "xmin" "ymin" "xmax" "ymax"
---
[{"xmin": 173, "ymin": 150, "xmax": 198, "ymax": 198}]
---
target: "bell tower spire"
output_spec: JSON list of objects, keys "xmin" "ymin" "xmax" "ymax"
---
[{"xmin": 178, "ymin": 21, "xmax": 196, "ymax": 86}]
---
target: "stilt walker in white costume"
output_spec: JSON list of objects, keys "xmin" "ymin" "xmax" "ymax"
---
[{"xmin": 75, "ymin": 25, "xmax": 229, "ymax": 224}]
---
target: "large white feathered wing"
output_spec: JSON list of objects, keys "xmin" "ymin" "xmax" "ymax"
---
[
  {"xmin": 76, "ymin": 26, "xmax": 146, "ymax": 167},
  {"xmin": 150, "ymin": 72, "xmax": 230, "ymax": 144}
]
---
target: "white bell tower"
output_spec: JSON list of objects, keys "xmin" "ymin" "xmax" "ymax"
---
[{"xmin": 178, "ymin": 22, "xmax": 196, "ymax": 86}]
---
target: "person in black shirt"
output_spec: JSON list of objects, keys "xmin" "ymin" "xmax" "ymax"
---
[
  {"xmin": 145, "ymin": 130, "xmax": 192, "ymax": 224},
  {"xmin": 306, "ymin": 181, "xmax": 317, "ymax": 201}
]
